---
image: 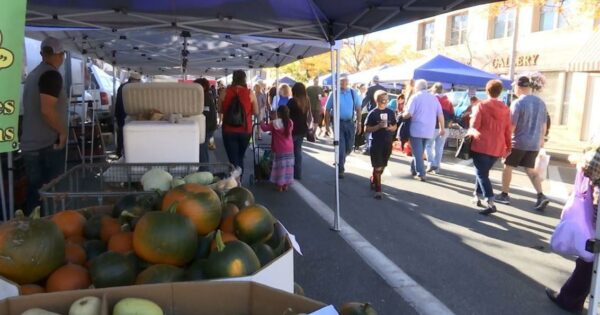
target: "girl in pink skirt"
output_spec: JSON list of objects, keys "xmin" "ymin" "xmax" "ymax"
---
[{"xmin": 261, "ymin": 106, "xmax": 295, "ymax": 191}]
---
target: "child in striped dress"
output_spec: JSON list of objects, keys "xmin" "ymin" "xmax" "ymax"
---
[{"xmin": 260, "ymin": 106, "xmax": 294, "ymax": 191}]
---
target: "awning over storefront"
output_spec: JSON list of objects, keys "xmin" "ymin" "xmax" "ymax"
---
[{"xmin": 568, "ymin": 31, "xmax": 600, "ymax": 72}]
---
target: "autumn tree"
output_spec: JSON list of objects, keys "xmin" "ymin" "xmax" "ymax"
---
[{"xmin": 341, "ymin": 36, "xmax": 403, "ymax": 73}]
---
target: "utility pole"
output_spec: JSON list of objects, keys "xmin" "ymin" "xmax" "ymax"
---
[{"xmin": 508, "ymin": 5, "xmax": 520, "ymax": 104}]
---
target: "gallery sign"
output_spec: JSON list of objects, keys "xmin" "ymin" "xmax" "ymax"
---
[{"xmin": 492, "ymin": 54, "xmax": 540, "ymax": 69}]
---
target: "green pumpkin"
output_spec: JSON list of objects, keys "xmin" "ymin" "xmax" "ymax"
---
[
  {"xmin": 252, "ymin": 243, "xmax": 276, "ymax": 267},
  {"xmin": 234, "ymin": 204, "xmax": 275, "ymax": 245},
  {"xmin": 223, "ymin": 187, "xmax": 255, "ymax": 209},
  {"xmin": 185, "ymin": 259, "xmax": 208, "ymax": 281},
  {"xmin": 84, "ymin": 214, "xmax": 105, "ymax": 240},
  {"xmin": 84, "ymin": 239, "xmax": 107, "ymax": 262},
  {"xmin": 0, "ymin": 209, "xmax": 65, "ymax": 284},
  {"xmin": 339, "ymin": 303, "xmax": 378, "ymax": 315},
  {"xmin": 89, "ymin": 251, "xmax": 137, "ymax": 288},
  {"xmin": 195, "ymin": 231, "xmax": 215, "ymax": 260},
  {"xmin": 133, "ymin": 205, "xmax": 198, "ymax": 266},
  {"xmin": 136, "ymin": 264, "xmax": 185, "ymax": 285},
  {"xmin": 205, "ymin": 231, "xmax": 261, "ymax": 279}
]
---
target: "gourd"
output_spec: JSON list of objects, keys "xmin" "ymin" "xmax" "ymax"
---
[
  {"xmin": 113, "ymin": 298, "xmax": 164, "ymax": 315},
  {"xmin": 141, "ymin": 168, "xmax": 173, "ymax": 191},
  {"xmin": 183, "ymin": 171, "xmax": 214, "ymax": 185},
  {"xmin": 68, "ymin": 296, "xmax": 102, "ymax": 315}
]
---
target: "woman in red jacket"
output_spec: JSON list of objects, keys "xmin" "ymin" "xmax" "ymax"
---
[
  {"xmin": 219, "ymin": 70, "xmax": 259, "ymax": 174},
  {"xmin": 468, "ymin": 80, "xmax": 512, "ymax": 215}
]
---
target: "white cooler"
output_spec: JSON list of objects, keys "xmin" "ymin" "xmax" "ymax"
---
[{"xmin": 124, "ymin": 120, "xmax": 200, "ymax": 163}]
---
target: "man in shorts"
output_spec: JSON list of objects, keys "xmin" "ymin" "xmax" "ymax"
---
[
  {"xmin": 495, "ymin": 76, "xmax": 550, "ymax": 211},
  {"xmin": 365, "ymin": 90, "xmax": 397, "ymax": 199}
]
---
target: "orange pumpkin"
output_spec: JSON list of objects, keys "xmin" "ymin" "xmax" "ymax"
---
[
  {"xmin": 220, "ymin": 215, "xmax": 235, "ymax": 234},
  {"xmin": 46, "ymin": 264, "xmax": 91, "ymax": 292},
  {"xmin": 65, "ymin": 243, "xmax": 87, "ymax": 265},
  {"xmin": 100, "ymin": 217, "xmax": 121, "ymax": 243},
  {"xmin": 66, "ymin": 235, "xmax": 86, "ymax": 246},
  {"xmin": 20, "ymin": 284, "xmax": 45, "ymax": 295},
  {"xmin": 108, "ymin": 231, "xmax": 134, "ymax": 254},
  {"xmin": 161, "ymin": 184, "xmax": 222, "ymax": 235},
  {"xmin": 50, "ymin": 210, "xmax": 86, "ymax": 238},
  {"xmin": 210, "ymin": 232, "xmax": 238, "ymax": 251}
]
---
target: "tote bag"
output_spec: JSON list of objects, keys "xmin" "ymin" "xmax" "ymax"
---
[{"xmin": 550, "ymin": 169, "xmax": 595, "ymax": 262}]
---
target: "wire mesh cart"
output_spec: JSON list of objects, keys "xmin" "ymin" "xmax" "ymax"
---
[
  {"xmin": 249, "ymin": 122, "xmax": 273, "ymax": 186},
  {"xmin": 39, "ymin": 162, "xmax": 235, "ymax": 214}
]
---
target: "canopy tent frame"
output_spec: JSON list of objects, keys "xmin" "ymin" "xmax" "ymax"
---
[{"xmin": 11, "ymin": 0, "xmax": 507, "ymax": 231}]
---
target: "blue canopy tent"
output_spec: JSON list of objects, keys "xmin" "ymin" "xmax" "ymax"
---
[
  {"xmin": 15, "ymin": 0, "xmax": 504, "ymax": 236},
  {"xmin": 413, "ymin": 55, "xmax": 512, "ymax": 88},
  {"xmin": 277, "ymin": 76, "xmax": 297, "ymax": 86}
]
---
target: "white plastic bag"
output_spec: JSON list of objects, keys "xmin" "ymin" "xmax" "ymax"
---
[{"xmin": 535, "ymin": 149, "xmax": 550, "ymax": 180}]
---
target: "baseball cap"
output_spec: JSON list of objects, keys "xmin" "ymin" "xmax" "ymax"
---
[
  {"xmin": 340, "ymin": 73, "xmax": 349, "ymax": 81},
  {"xmin": 40, "ymin": 37, "xmax": 65, "ymax": 54},
  {"xmin": 516, "ymin": 76, "xmax": 531, "ymax": 88},
  {"xmin": 372, "ymin": 75, "xmax": 380, "ymax": 83}
]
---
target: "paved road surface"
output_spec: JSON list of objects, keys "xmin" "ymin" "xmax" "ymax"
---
[{"xmin": 210, "ymin": 131, "xmax": 580, "ymax": 315}]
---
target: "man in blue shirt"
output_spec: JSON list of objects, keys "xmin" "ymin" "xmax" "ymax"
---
[{"xmin": 325, "ymin": 74, "xmax": 362, "ymax": 178}]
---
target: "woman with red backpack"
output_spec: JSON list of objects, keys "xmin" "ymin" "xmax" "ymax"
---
[{"xmin": 219, "ymin": 70, "xmax": 259, "ymax": 175}]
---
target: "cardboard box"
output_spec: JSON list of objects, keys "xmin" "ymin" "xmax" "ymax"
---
[
  {"xmin": 0, "ymin": 282, "xmax": 328, "ymax": 315},
  {"xmin": 0, "ymin": 208, "xmax": 297, "ymax": 300}
]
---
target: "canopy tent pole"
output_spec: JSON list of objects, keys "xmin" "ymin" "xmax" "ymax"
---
[
  {"xmin": 589, "ymin": 212, "xmax": 600, "ymax": 315},
  {"xmin": 507, "ymin": 6, "xmax": 520, "ymax": 105},
  {"xmin": 331, "ymin": 45, "xmax": 341, "ymax": 231},
  {"xmin": 8, "ymin": 152, "xmax": 14, "ymax": 218},
  {"xmin": 112, "ymin": 59, "xmax": 118, "ymax": 157},
  {"xmin": 0, "ymin": 154, "xmax": 7, "ymax": 220}
]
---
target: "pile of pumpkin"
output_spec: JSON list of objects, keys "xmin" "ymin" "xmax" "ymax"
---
[{"xmin": 0, "ymin": 184, "xmax": 287, "ymax": 294}]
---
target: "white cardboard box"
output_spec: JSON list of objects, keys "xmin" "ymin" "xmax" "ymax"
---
[{"xmin": 124, "ymin": 120, "xmax": 200, "ymax": 163}]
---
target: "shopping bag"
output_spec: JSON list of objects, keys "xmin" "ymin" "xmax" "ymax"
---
[
  {"xmin": 455, "ymin": 136, "xmax": 472, "ymax": 160},
  {"xmin": 535, "ymin": 149, "xmax": 550, "ymax": 180},
  {"xmin": 550, "ymin": 169, "xmax": 595, "ymax": 262},
  {"xmin": 397, "ymin": 119, "xmax": 411, "ymax": 142}
]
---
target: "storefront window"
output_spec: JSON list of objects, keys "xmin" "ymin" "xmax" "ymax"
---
[
  {"xmin": 536, "ymin": 71, "xmax": 560, "ymax": 123},
  {"xmin": 449, "ymin": 13, "xmax": 468, "ymax": 46},
  {"xmin": 493, "ymin": 7, "xmax": 515, "ymax": 39},
  {"xmin": 419, "ymin": 21, "xmax": 435, "ymax": 50},
  {"xmin": 538, "ymin": 0, "xmax": 573, "ymax": 31}
]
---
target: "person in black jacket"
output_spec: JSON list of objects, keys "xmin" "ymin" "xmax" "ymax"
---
[
  {"xmin": 114, "ymin": 72, "xmax": 141, "ymax": 157},
  {"xmin": 195, "ymin": 78, "xmax": 218, "ymax": 164},
  {"xmin": 287, "ymin": 83, "xmax": 310, "ymax": 180}
]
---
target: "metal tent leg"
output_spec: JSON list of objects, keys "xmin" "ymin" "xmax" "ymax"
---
[{"xmin": 331, "ymin": 45, "xmax": 341, "ymax": 232}]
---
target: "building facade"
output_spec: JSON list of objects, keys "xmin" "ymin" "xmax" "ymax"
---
[{"xmin": 393, "ymin": 1, "xmax": 600, "ymax": 151}]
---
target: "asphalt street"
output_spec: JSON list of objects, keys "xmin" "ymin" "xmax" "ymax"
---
[{"xmin": 211, "ymin": 131, "xmax": 580, "ymax": 315}]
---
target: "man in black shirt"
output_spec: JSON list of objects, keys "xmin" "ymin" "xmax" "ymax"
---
[
  {"xmin": 365, "ymin": 90, "xmax": 397, "ymax": 199},
  {"xmin": 20, "ymin": 37, "xmax": 68, "ymax": 214}
]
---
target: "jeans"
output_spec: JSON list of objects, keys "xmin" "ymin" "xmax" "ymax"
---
[
  {"xmin": 222, "ymin": 131, "xmax": 251, "ymax": 174},
  {"xmin": 472, "ymin": 152, "xmax": 498, "ymax": 199},
  {"xmin": 23, "ymin": 145, "xmax": 65, "ymax": 215},
  {"xmin": 425, "ymin": 129, "xmax": 448, "ymax": 169},
  {"xmin": 116, "ymin": 123, "xmax": 124, "ymax": 157},
  {"xmin": 293, "ymin": 135, "xmax": 304, "ymax": 179},
  {"xmin": 339, "ymin": 120, "xmax": 355, "ymax": 173},
  {"xmin": 410, "ymin": 137, "xmax": 428, "ymax": 177},
  {"xmin": 200, "ymin": 130, "xmax": 215, "ymax": 164}
]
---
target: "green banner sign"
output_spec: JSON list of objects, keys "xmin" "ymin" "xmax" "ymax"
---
[{"xmin": 0, "ymin": 0, "xmax": 26, "ymax": 153}]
